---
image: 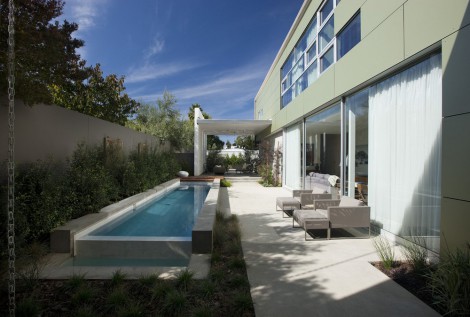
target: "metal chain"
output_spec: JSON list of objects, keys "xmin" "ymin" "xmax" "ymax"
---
[{"xmin": 7, "ymin": 0, "xmax": 16, "ymax": 316}]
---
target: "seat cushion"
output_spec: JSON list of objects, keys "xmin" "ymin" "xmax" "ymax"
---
[
  {"xmin": 276, "ymin": 197, "xmax": 301, "ymax": 210},
  {"xmin": 339, "ymin": 196, "xmax": 364, "ymax": 207}
]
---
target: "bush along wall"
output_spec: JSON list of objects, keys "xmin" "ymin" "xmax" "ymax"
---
[{"xmin": 0, "ymin": 142, "xmax": 181, "ymax": 266}]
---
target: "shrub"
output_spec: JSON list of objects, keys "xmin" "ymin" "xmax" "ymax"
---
[
  {"xmin": 401, "ymin": 235, "xmax": 428, "ymax": 273},
  {"xmin": 372, "ymin": 236, "xmax": 396, "ymax": 270},
  {"xmin": 220, "ymin": 179, "xmax": 231, "ymax": 187},
  {"xmin": 16, "ymin": 296, "xmax": 41, "ymax": 317},
  {"xmin": 163, "ymin": 290, "xmax": 187, "ymax": 316},
  {"xmin": 111, "ymin": 269, "xmax": 127, "ymax": 288},
  {"xmin": 176, "ymin": 268, "xmax": 194, "ymax": 291},
  {"xmin": 429, "ymin": 244, "xmax": 470, "ymax": 316}
]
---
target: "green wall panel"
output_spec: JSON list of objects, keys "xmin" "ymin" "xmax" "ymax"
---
[
  {"xmin": 442, "ymin": 25, "xmax": 470, "ymax": 117},
  {"xmin": 442, "ymin": 113, "xmax": 470, "ymax": 202},
  {"xmin": 441, "ymin": 198, "xmax": 470, "ymax": 253},
  {"xmin": 335, "ymin": 7, "xmax": 404, "ymax": 96},
  {"xmin": 301, "ymin": 66, "xmax": 336, "ymax": 115},
  {"xmin": 404, "ymin": 0, "xmax": 470, "ymax": 58},
  {"xmin": 361, "ymin": 0, "xmax": 405, "ymax": 38},
  {"xmin": 335, "ymin": 0, "xmax": 365, "ymax": 34}
]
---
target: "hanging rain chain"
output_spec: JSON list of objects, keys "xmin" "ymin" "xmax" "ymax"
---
[{"xmin": 7, "ymin": 0, "xmax": 16, "ymax": 316}]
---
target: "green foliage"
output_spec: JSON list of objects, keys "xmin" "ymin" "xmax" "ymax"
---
[
  {"xmin": 111, "ymin": 269, "xmax": 128, "ymax": 288},
  {"xmin": 220, "ymin": 179, "xmax": 232, "ymax": 187},
  {"xmin": 117, "ymin": 301, "xmax": 144, "ymax": 317},
  {"xmin": 207, "ymin": 135, "xmax": 224, "ymax": 150},
  {"xmin": 51, "ymin": 64, "xmax": 140, "ymax": 126},
  {"xmin": 225, "ymin": 140, "xmax": 232, "ymax": 149},
  {"xmin": 401, "ymin": 235, "xmax": 429, "ymax": 273},
  {"xmin": 0, "ymin": 142, "xmax": 181, "ymax": 259},
  {"xmin": 233, "ymin": 292, "xmax": 254, "ymax": 313},
  {"xmin": 372, "ymin": 236, "xmax": 396, "ymax": 270},
  {"xmin": 106, "ymin": 287, "xmax": 128, "ymax": 312},
  {"xmin": 16, "ymin": 296, "xmax": 41, "ymax": 317},
  {"xmin": 234, "ymin": 136, "xmax": 256, "ymax": 150},
  {"xmin": 258, "ymin": 140, "xmax": 282, "ymax": 186},
  {"xmin": 72, "ymin": 285, "xmax": 95, "ymax": 305},
  {"xmin": 17, "ymin": 242, "xmax": 48, "ymax": 291},
  {"xmin": 0, "ymin": 0, "xmax": 88, "ymax": 105},
  {"xmin": 138, "ymin": 274, "xmax": 160, "ymax": 289},
  {"xmin": 65, "ymin": 273, "xmax": 87, "ymax": 292},
  {"xmin": 126, "ymin": 91, "xmax": 193, "ymax": 150},
  {"xmin": 429, "ymin": 244, "xmax": 470, "ymax": 316},
  {"xmin": 175, "ymin": 268, "xmax": 194, "ymax": 291},
  {"xmin": 13, "ymin": 159, "xmax": 70, "ymax": 242},
  {"xmin": 205, "ymin": 150, "xmax": 224, "ymax": 173},
  {"xmin": 65, "ymin": 143, "xmax": 118, "ymax": 219},
  {"xmin": 163, "ymin": 290, "xmax": 187, "ymax": 316}
]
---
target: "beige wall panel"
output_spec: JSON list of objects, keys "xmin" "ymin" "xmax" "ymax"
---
[
  {"xmin": 442, "ymin": 25, "xmax": 470, "ymax": 117},
  {"xmin": 285, "ymin": 99, "xmax": 305, "ymax": 126},
  {"xmin": 441, "ymin": 198, "xmax": 470, "ymax": 252},
  {"xmin": 301, "ymin": 66, "xmax": 336, "ymax": 115},
  {"xmin": 404, "ymin": 0, "xmax": 470, "ymax": 58},
  {"xmin": 335, "ymin": 0, "xmax": 365, "ymax": 34},
  {"xmin": 361, "ymin": 0, "xmax": 406, "ymax": 37},
  {"xmin": 442, "ymin": 113, "xmax": 470, "ymax": 201},
  {"xmin": 271, "ymin": 111, "xmax": 286, "ymax": 133},
  {"xmin": 335, "ymin": 8, "xmax": 405, "ymax": 96}
]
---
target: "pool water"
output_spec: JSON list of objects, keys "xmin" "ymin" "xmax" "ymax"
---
[{"xmin": 89, "ymin": 184, "xmax": 211, "ymax": 237}]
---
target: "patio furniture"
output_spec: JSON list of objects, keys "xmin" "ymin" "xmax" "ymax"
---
[
  {"xmin": 299, "ymin": 193, "xmax": 332, "ymax": 209},
  {"xmin": 293, "ymin": 196, "xmax": 371, "ymax": 240},
  {"xmin": 276, "ymin": 197, "xmax": 301, "ymax": 217},
  {"xmin": 293, "ymin": 209, "xmax": 330, "ymax": 240},
  {"xmin": 276, "ymin": 189, "xmax": 312, "ymax": 217}
]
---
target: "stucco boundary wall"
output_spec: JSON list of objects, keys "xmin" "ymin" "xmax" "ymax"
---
[{"xmin": 0, "ymin": 100, "xmax": 168, "ymax": 168}]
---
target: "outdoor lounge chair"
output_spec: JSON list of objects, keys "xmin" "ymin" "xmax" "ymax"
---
[
  {"xmin": 293, "ymin": 196, "xmax": 371, "ymax": 240},
  {"xmin": 276, "ymin": 189, "xmax": 313, "ymax": 217}
]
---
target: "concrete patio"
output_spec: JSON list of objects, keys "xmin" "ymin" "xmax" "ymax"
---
[{"xmin": 228, "ymin": 180, "xmax": 439, "ymax": 317}]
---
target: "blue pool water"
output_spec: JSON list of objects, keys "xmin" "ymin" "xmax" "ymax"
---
[{"xmin": 89, "ymin": 184, "xmax": 210, "ymax": 237}]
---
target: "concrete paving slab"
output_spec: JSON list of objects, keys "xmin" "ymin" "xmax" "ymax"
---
[{"xmin": 227, "ymin": 181, "xmax": 440, "ymax": 317}]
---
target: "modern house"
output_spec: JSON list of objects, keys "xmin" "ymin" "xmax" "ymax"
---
[{"xmin": 253, "ymin": 0, "xmax": 470, "ymax": 254}]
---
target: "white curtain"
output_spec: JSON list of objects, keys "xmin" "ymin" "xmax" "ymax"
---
[
  {"xmin": 285, "ymin": 123, "xmax": 302, "ymax": 189},
  {"xmin": 368, "ymin": 54, "xmax": 442, "ymax": 252}
]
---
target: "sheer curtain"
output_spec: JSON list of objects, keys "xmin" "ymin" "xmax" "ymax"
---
[
  {"xmin": 368, "ymin": 54, "xmax": 442, "ymax": 252},
  {"xmin": 285, "ymin": 123, "xmax": 302, "ymax": 189}
]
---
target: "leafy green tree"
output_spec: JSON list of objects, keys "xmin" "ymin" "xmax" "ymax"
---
[
  {"xmin": 126, "ymin": 91, "xmax": 192, "ymax": 150},
  {"xmin": 0, "ymin": 0, "xmax": 88, "ymax": 105},
  {"xmin": 207, "ymin": 135, "xmax": 224, "ymax": 150},
  {"xmin": 226, "ymin": 140, "xmax": 232, "ymax": 149},
  {"xmin": 51, "ymin": 64, "xmax": 139, "ymax": 126},
  {"xmin": 188, "ymin": 103, "xmax": 211, "ymax": 121},
  {"xmin": 235, "ymin": 135, "xmax": 256, "ymax": 150}
]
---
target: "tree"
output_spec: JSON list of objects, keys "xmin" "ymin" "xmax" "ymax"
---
[
  {"xmin": 226, "ymin": 140, "xmax": 232, "ymax": 149},
  {"xmin": 188, "ymin": 103, "xmax": 210, "ymax": 121},
  {"xmin": 0, "ymin": 0, "xmax": 88, "ymax": 105},
  {"xmin": 126, "ymin": 91, "xmax": 193, "ymax": 151},
  {"xmin": 51, "ymin": 64, "xmax": 139, "ymax": 125},
  {"xmin": 235, "ymin": 135, "xmax": 256, "ymax": 150}
]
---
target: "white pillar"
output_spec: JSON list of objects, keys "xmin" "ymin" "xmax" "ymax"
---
[{"xmin": 194, "ymin": 108, "xmax": 205, "ymax": 176}]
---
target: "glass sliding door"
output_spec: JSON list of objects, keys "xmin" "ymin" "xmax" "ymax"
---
[
  {"xmin": 305, "ymin": 103, "xmax": 341, "ymax": 190},
  {"xmin": 284, "ymin": 123, "xmax": 303, "ymax": 189},
  {"xmin": 368, "ymin": 54, "xmax": 442, "ymax": 252},
  {"xmin": 344, "ymin": 90, "xmax": 369, "ymax": 202}
]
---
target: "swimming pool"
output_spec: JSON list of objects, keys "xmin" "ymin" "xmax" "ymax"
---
[
  {"xmin": 89, "ymin": 184, "xmax": 210, "ymax": 237},
  {"xmin": 73, "ymin": 182, "xmax": 212, "ymax": 262}
]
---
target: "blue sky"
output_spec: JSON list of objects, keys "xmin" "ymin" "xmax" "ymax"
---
[{"xmin": 61, "ymin": 0, "xmax": 303, "ymax": 120}]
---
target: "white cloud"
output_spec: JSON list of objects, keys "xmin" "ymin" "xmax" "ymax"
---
[
  {"xmin": 126, "ymin": 62, "xmax": 202, "ymax": 83},
  {"xmin": 63, "ymin": 0, "xmax": 109, "ymax": 32},
  {"xmin": 144, "ymin": 36, "xmax": 165, "ymax": 59}
]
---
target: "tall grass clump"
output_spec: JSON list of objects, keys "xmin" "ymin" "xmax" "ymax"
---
[
  {"xmin": 401, "ymin": 235, "xmax": 429, "ymax": 273},
  {"xmin": 372, "ymin": 235, "xmax": 396, "ymax": 270},
  {"xmin": 429, "ymin": 244, "xmax": 470, "ymax": 316}
]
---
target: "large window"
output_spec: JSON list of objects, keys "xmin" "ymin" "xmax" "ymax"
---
[
  {"xmin": 304, "ymin": 103, "xmax": 341, "ymax": 191},
  {"xmin": 281, "ymin": 0, "xmax": 356, "ymax": 108},
  {"xmin": 344, "ymin": 89, "xmax": 369, "ymax": 201},
  {"xmin": 337, "ymin": 12, "xmax": 361, "ymax": 59}
]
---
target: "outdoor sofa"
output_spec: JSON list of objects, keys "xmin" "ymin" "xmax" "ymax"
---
[
  {"xmin": 293, "ymin": 196, "xmax": 371, "ymax": 240},
  {"xmin": 276, "ymin": 189, "xmax": 312, "ymax": 217}
]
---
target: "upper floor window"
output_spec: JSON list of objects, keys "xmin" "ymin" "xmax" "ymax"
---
[
  {"xmin": 280, "ymin": 0, "xmax": 361, "ymax": 109},
  {"xmin": 337, "ymin": 12, "xmax": 361, "ymax": 60}
]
